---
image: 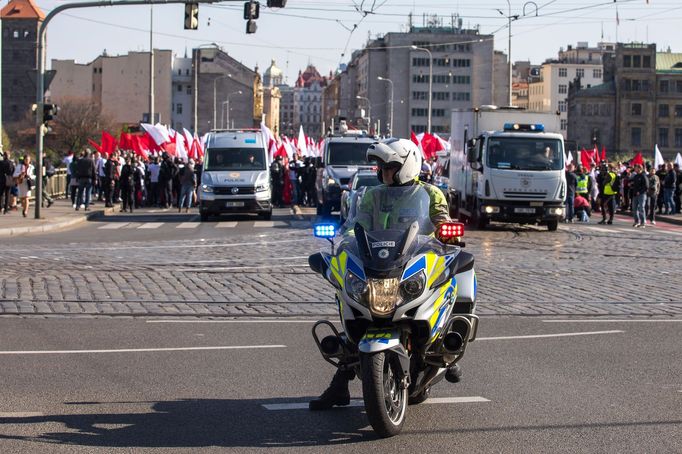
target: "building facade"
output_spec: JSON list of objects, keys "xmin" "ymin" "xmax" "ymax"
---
[
  {"xmin": 50, "ymin": 50, "xmax": 174, "ymax": 127},
  {"xmin": 322, "ymin": 22, "xmax": 503, "ymax": 138},
  {"xmin": 293, "ymin": 64, "xmax": 328, "ymax": 137},
  {"xmin": 1, "ymin": 0, "xmax": 44, "ymax": 126},
  {"xmin": 567, "ymin": 43, "xmax": 682, "ymax": 159},
  {"xmin": 171, "ymin": 56, "xmax": 192, "ymax": 132}
]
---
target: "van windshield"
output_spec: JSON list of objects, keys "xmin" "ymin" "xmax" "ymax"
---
[
  {"xmin": 204, "ymin": 148, "xmax": 266, "ymax": 171},
  {"xmin": 327, "ymin": 142, "xmax": 372, "ymax": 166}
]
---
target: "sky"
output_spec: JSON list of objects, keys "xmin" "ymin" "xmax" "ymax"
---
[{"xmin": 30, "ymin": 0, "xmax": 682, "ymax": 83}]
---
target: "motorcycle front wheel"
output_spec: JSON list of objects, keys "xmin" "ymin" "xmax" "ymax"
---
[{"xmin": 360, "ymin": 351, "xmax": 408, "ymax": 438}]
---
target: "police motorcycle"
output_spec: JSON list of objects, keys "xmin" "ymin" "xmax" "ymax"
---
[{"xmin": 308, "ymin": 184, "xmax": 478, "ymax": 438}]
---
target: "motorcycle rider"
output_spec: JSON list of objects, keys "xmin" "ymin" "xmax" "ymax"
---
[{"xmin": 309, "ymin": 138, "xmax": 461, "ymax": 411}]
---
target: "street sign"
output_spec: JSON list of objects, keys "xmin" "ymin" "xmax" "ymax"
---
[{"xmin": 184, "ymin": 3, "xmax": 199, "ymax": 30}]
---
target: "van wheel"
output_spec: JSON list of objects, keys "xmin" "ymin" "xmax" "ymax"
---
[
  {"xmin": 259, "ymin": 211, "xmax": 272, "ymax": 221},
  {"xmin": 547, "ymin": 220, "xmax": 558, "ymax": 231}
]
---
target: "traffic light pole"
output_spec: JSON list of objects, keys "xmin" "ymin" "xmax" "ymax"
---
[{"xmin": 34, "ymin": 0, "xmax": 231, "ymax": 218}]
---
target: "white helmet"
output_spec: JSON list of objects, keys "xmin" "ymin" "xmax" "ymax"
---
[{"xmin": 367, "ymin": 138, "xmax": 422, "ymax": 185}]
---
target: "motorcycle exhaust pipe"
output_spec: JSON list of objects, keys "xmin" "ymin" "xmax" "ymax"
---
[
  {"xmin": 442, "ymin": 317, "xmax": 471, "ymax": 354},
  {"xmin": 320, "ymin": 335, "xmax": 342, "ymax": 355}
]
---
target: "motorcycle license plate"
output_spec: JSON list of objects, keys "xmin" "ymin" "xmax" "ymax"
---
[
  {"xmin": 514, "ymin": 207, "xmax": 536, "ymax": 214},
  {"xmin": 225, "ymin": 201, "xmax": 244, "ymax": 207}
]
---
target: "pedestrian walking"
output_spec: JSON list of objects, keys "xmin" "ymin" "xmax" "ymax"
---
[
  {"xmin": 270, "ymin": 155, "xmax": 284, "ymax": 207},
  {"xmin": 564, "ymin": 163, "xmax": 577, "ymax": 222},
  {"xmin": 1, "ymin": 149, "xmax": 16, "ymax": 214},
  {"xmin": 12, "ymin": 155, "xmax": 35, "ymax": 217},
  {"xmin": 646, "ymin": 164, "xmax": 660, "ymax": 225},
  {"xmin": 119, "ymin": 156, "xmax": 135, "ymax": 213},
  {"xmin": 662, "ymin": 162, "xmax": 677, "ymax": 214},
  {"xmin": 148, "ymin": 157, "xmax": 160, "ymax": 207},
  {"xmin": 42, "ymin": 158, "xmax": 55, "ymax": 208},
  {"xmin": 630, "ymin": 163, "xmax": 648, "ymax": 228},
  {"xmin": 178, "ymin": 159, "xmax": 197, "ymax": 213},
  {"xmin": 75, "ymin": 149, "xmax": 96, "ymax": 211},
  {"xmin": 598, "ymin": 163, "xmax": 619, "ymax": 225}
]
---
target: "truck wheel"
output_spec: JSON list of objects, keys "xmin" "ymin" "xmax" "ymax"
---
[{"xmin": 547, "ymin": 220, "xmax": 558, "ymax": 231}]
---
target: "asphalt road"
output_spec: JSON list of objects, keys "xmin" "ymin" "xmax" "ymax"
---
[{"xmin": 0, "ymin": 317, "xmax": 680, "ymax": 453}]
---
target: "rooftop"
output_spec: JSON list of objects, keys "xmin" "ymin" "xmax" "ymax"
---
[
  {"xmin": 656, "ymin": 52, "xmax": 682, "ymax": 73},
  {"xmin": 1, "ymin": 0, "xmax": 44, "ymax": 20}
]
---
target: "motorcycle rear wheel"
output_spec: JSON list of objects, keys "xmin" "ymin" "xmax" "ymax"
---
[{"xmin": 360, "ymin": 351, "xmax": 408, "ymax": 438}]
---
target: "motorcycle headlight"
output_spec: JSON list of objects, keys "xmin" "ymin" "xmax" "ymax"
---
[
  {"xmin": 345, "ymin": 272, "xmax": 367, "ymax": 302},
  {"xmin": 202, "ymin": 184, "xmax": 213, "ymax": 193},
  {"xmin": 400, "ymin": 272, "xmax": 426, "ymax": 302},
  {"xmin": 367, "ymin": 278, "xmax": 400, "ymax": 317}
]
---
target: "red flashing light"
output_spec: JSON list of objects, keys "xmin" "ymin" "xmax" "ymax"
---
[{"xmin": 438, "ymin": 222, "xmax": 464, "ymax": 238}]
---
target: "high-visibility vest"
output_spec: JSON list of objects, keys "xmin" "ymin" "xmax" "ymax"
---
[
  {"xmin": 603, "ymin": 172, "xmax": 617, "ymax": 196},
  {"xmin": 576, "ymin": 175, "xmax": 589, "ymax": 194}
]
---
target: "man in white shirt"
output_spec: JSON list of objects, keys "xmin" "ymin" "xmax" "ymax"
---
[
  {"xmin": 62, "ymin": 151, "xmax": 74, "ymax": 198},
  {"xmin": 148, "ymin": 157, "xmax": 161, "ymax": 207}
]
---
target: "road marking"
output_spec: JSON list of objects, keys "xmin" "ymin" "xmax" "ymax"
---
[
  {"xmin": 147, "ymin": 319, "xmax": 326, "ymax": 324},
  {"xmin": 254, "ymin": 221, "xmax": 288, "ymax": 228},
  {"xmin": 262, "ymin": 396, "xmax": 489, "ymax": 411},
  {"xmin": 216, "ymin": 222, "xmax": 238, "ymax": 228},
  {"xmin": 543, "ymin": 319, "xmax": 682, "ymax": 323},
  {"xmin": 138, "ymin": 222, "xmax": 163, "ymax": 229},
  {"xmin": 180, "ymin": 264, "xmax": 310, "ymax": 272},
  {"xmin": 177, "ymin": 222, "xmax": 201, "ymax": 229},
  {"xmin": 660, "ymin": 230, "xmax": 682, "ymax": 236},
  {"xmin": 0, "ymin": 412, "xmax": 44, "ymax": 417},
  {"xmin": 98, "ymin": 223, "xmax": 130, "ymax": 229},
  {"xmin": 83, "ymin": 238, "xmax": 310, "ymax": 251},
  {"xmin": 584, "ymin": 226, "xmax": 613, "ymax": 233},
  {"xmin": 477, "ymin": 330, "xmax": 623, "ymax": 341},
  {"xmin": 0, "ymin": 345, "xmax": 286, "ymax": 355}
]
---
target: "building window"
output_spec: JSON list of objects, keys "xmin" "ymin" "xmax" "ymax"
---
[
  {"xmin": 453, "ymin": 75, "xmax": 470, "ymax": 84},
  {"xmin": 412, "ymin": 74, "xmax": 429, "ymax": 84},
  {"xmin": 412, "ymin": 91, "xmax": 427, "ymax": 100},
  {"xmin": 631, "ymin": 127, "xmax": 642, "ymax": 147},
  {"xmin": 453, "ymin": 59, "xmax": 471, "ymax": 68},
  {"xmin": 633, "ymin": 55, "xmax": 641, "ymax": 68},
  {"xmin": 659, "ymin": 80, "xmax": 669, "ymax": 93},
  {"xmin": 558, "ymin": 100, "xmax": 566, "ymax": 112},
  {"xmin": 411, "ymin": 108, "xmax": 428, "ymax": 117},
  {"xmin": 93, "ymin": 67, "xmax": 97, "ymax": 74},
  {"xmin": 624, "ymin": 55, "xmax": 631, "ymax": 67},
  {"xmin": 432, "ymin": 108, "xmax": 446, "ymax": 117},
  {"xmin": 186, "ymin": 85, "xmax": 192, "ymax": 95},
  {"xmin": 558, "ymin": 84, "xmax": 567, "ymax": 94},
  {"xmin": 593, "ymin": 68, "xmax": 602, "ymax": 79},
  {"xmin": 433, "ymin": 75, "xmax": 450, "ymax": 84},
  {"xmin": 659, "ymin": 104, "xmax": 670, "ymax": 118},
  {"xmin": 412, "ymin": 57, "xmax": 429, "ymax": 67},
  {"xmin": 176, "ymin": 104, "xmax": 183, "ymax": 115},
  {"xmin": 453, "ymin": 92, "xmax": 470, "ymax": 101},
  {"xmin": 433, "ymin": 92, "xmax": 450, "ymax": 101},
  {"xmin": 576, "ymin": 68, "xmax": 585, "ymax": 78},
  {"xmin": 177, "ymin": 84, "xmax": 182, "ymax": 92},
  {"xmin": 559, "ymin": 68, "xmax": 567, "ymax": 77},
  {"xmin": 178, "ymin": 69, "xmax": 181, "ymax": 75},
  {"xmin": 643, "ymin": 56, "xmax": 651, "ymax": 68},
  {"xmin": 675, "ymin": 129, "xmax": 682, "ymax": 147},
  {"xmin": 659, "ymin": 128, "xmax": 669, "ymax": 147},
  {"xmin": 676, "ymin": 81, "xmax": 682, "ymax": 93},
  {"xmin": 12, "ymin": 30, "xmax": 19, "ymax": 38},
  {"xmin": 412, "ymin": 124, "xmax": 427, "ymax": 133},
  {"xmin": 560, "ymin": 119, "xmax": 567, "ymax": 130},
  {"xmin": 675, "ymin": 105, "xmax": 682, "ymax": 117},
  {"xmin": 631, "ymin": 103, "xmax": 642, "ymax": 116}
]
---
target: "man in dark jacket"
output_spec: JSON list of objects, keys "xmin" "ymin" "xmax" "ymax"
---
[
  {"xmin": 103, "ymin": 151, "xmax": 119, "ymax": 208},
  {"xmin": 662, "ymin": 162, "xmax": 677, "ymax": 214},
  {"xmin": 76, "ymin": 149, "xmax": 96, "ymax": 211},
  {"xmin": 0, "ymin": 150, "xmax": 16, "ymax": 214},
  {"xmin": 158, "ymin": 153, "xmax": 176, "ymax": 208},
  {"xmin": 631, "ymin": 163, "xmax": 649, "ymax": 228}
]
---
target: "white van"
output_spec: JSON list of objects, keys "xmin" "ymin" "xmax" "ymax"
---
[{"xmin": 199, "ymin": 129, "xmax": 272, "ymax": 221}]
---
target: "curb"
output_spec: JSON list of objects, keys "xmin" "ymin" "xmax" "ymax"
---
[
  {"xmin": 0, "ymin": 207, "xmax": 113, "ymax": 237},
  {"xmin": 654, "ymin": 215, "xmax": 682, "ymax": 227}
]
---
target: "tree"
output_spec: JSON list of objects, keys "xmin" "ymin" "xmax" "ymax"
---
[
  {"xmin": 49, "ymin": 98, "xmax": 114, "ymax": 155},
  {"xmin": 1, "ymin": 128, "xmax": 10, "ymax": 152}
]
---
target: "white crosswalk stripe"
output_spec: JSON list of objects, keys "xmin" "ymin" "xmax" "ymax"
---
[
  {"xmin": 177, "ymin": 222, "xmax": 201, "ymax": 229},
  {"xmin": 138, "ymin": 222, "xmax": 164, "ymax": 229},
  {"xmin": 254, "ymin": 221, "xmax": 287, "ymax": 228},
  {"xmin": 98, "ymin": 223, "xmax": 130, "ymax": 229},
  {"xmin": 215, "ymin": 222, "xmax": 238, "ymax": 228}
]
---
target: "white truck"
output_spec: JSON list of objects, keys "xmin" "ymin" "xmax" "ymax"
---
[{"xmin": 448, "ymin": 106, "xmax": 566, "ymax": 231}]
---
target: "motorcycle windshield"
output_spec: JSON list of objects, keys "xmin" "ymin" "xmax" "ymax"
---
[
  {"xmin": 341, "ymin": 185, "xmax": 435, "ymax": 276},
  {"xmin": 345, "ymin": 184, "xmax": 435, "ymax": 235}
]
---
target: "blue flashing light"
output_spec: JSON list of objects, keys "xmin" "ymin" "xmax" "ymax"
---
[
  {"xmin": 244, "ymin": 138, "xmax": 257, "ymax": 144},
  {"xmin": 313, "ymin": 224, "xmax": 336, "ymax": 238},
  {"xmin": 503, "ymin": 123, "xmax": 545, "ymax": 132}
]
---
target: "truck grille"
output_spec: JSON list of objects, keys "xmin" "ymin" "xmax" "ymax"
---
[
  {"xmin": 503, "ymin": 191, "xmax": 547, "ymax": 199},
  {"xmin": 213, "ymin": 186, "xmax": 255, "ymax": 195}
]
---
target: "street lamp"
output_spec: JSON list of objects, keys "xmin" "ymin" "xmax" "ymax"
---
[
  {"xmin": 223, "ymin": 90, "xmax": 243, "ymax": 129},
  {"xmin": 377, "ymin": 76, "xmax": 394, "ymax": 137},
  {"xmin": 356, "ymin": 95, "xmax": 371, "ymax": 133},
  {"xmin": 213, "ymin": 73, "xmax": 232, "ymax": 130},
  {"xmin": 498, "ymin": 1, "xmax": 537, "ymax": 107},
  {"xmin": 411, "ymin": 45, "xmax": 432, "ymax": 134}
]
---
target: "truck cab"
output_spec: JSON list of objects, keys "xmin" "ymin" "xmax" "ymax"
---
[
  {"xmin": 315, "ymin": 130, "xmax": 376, "ymax": 216},
  {"xmin": 199, "ymin": 129, "xmax": 272, "ymax": 221},
  {"xmin": 450, "ymin": 123, "xmax": 566, "ymax": 231}
]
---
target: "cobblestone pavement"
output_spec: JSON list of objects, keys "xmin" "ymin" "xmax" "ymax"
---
[{"xmin": 2, "ymin": 219, "xmax": 682, "ymax": 317}]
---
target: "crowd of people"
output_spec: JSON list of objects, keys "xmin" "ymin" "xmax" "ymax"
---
[{"xmin": 564, "ymin": 160, "xmax": 681, "ymax": 227}]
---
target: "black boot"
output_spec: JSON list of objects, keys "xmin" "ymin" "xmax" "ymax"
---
[
  {"xmin": 445, "ymin": 363, "xmax": 462, "ymax": 383},
  {"xmin": 309, "ymin": 368, "xmax": 355, "ymax": 411}
]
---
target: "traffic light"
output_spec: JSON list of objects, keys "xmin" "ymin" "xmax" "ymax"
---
[
  {"xmin": 184, "ymin": 3, "xmax": 199, "ymax": 30},
  {"xmin": 43, "ymin": 103, "xmax": 59, "ymax": 125},
  {"xmin": 243, "ymin": 0, "xmax": 259, "ymax": 19},
  {"xmin": 246, "ymin": 19, "xmax": 257, "ymax": 34},
  {"xmin": 266, "ymin": 0, "xmax": 287, "ymax": 6}
]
